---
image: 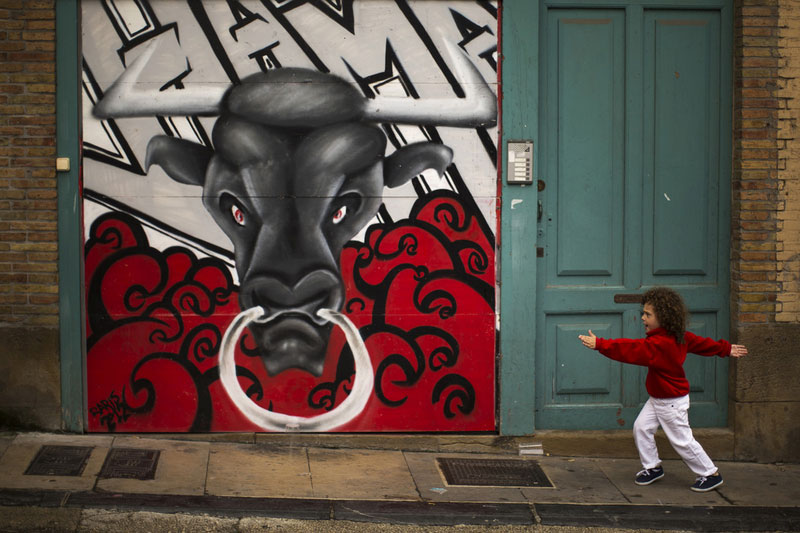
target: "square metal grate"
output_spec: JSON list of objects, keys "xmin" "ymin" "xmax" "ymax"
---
[
  {"xmin": 99, "ymin": 448, "xmax": 160, "ymax": 480},
  {"xmin": 25, "ymin": 445, "xmax": 93, "ymax": 477},
  {"xmin": 437, "ymin": 457, "xmax": 553, "ymax": 488}
]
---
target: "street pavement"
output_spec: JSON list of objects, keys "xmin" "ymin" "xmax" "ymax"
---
[{"xmin": 0, "ymin": 431, "xmax": 798, "ymax": 532}]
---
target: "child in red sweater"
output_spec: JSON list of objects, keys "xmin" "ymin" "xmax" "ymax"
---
[{"xmin": 578, "ymin": 287, "xmax": 747, "ymax": 492}]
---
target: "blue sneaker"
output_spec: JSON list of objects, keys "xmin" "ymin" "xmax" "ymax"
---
[
  {"xmin": 635, "ymin": 466, "xmax": 664, "ymax": 485},
  {"xmin": 691, "ymin": 473, "xmax": 723, "ymax": 492}
]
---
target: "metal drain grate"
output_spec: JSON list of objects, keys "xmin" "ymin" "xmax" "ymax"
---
[
  {"xmin": 25, "ymin": 445, "xmax": 93, "ymax": 476},
  {"xmin": 99, "ymin": 448, "xmax": 160, "ymax": 480},
  {"xmin": 437, "ymin": 457, "xmax": 553, "ymax": 487}
]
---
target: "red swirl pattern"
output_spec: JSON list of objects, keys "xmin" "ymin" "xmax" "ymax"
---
[{"xmin": 86, "ymin": 191, "xmax": 495, "ymax": 432}]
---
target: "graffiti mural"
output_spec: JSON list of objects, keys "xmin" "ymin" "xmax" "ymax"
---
[{"xmin": 82, "ymin": 0, "xmax": 499, "ymax": 432}]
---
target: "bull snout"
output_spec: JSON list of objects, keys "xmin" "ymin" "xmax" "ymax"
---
[
  {"xmin": 238, "ymin": 269, "xmax": 344, "ymax": 377},
  {"xmin": 240, "ymin": 270, "xmax": 344, "ymax": 322}
]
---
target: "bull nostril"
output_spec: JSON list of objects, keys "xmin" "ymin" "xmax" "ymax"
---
[{"xmin": 240, "ymin": 270, "xmax": 344, "ymax": 324}]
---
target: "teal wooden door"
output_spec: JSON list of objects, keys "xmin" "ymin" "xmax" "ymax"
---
[{"xmin": 534, "ymin": 1, "xmax": 732, "ymax": 429}]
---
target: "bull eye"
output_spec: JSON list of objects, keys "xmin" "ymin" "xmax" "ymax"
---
[
  {"xmin": 231, "ymin": 204, "xmax": 246, "ymax": 226},
  {"xmin": 332, "ymin": 205, "xmax": 347, "ymax": 225}
]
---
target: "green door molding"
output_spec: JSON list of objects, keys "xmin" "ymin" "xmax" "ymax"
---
[
  {"xmin": 499, "ymin": 0, "xmax": 540, "ymax": 436},
  {"xmin": 56, "ymin": 0, "xmax": 85, "ymax": 432}
]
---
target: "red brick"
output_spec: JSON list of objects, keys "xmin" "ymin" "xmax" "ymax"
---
[
  {"xmin": 0, "ymin": 294, "xmax": 27, "ymax": 305},
  {"xmin": 29, "ymin": 294, "xmax": 57, "ymax": 304},
  {"xmin": 15, "ymin": 262, "xmax": 56, "ymax": 272},
  {"xmin": 7, "ymin": 115, "xmax": 53, "ymax": 125},
  {"xmin": 27, "ymin": 231, "xmax": 56, "ymax": 242},
  {"xmin": 0, "ymin": 42, "xmax": 24, "ymax": 52},
  {"xmin": 24, "ymin": 41, "xmax": 54, "ymax": 52},
  {"xmin": 11, "ymin": 179, "xmax": 55, "ymax": 189},
  {"xmin": 13, "ymin": 137, "xmax": 55, "ymax": 147},
  {"xmin": 26, "ymin": 252, "xmax": 57, "ymax": 262},
  {"xmin": 6, "ymin": 51, "xmax": 53, "ymax": 62},
  {"xmin": 29, "ymin": 168, "xmax": 54, "ymax": 179},
  {"xmin": 24, "ymin": 20, "xmax": 54, "ymax": 31}
]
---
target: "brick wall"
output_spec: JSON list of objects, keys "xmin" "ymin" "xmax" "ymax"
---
[
  {"xmin": 0, "ymin": 0, "xmax": 60, "ymax": 430},
  {"xmin": 733, "ymin": 0, "xmax": 782, "ymax": 324},
  {"xmin": 777, "ymin": 0, "xmax": 800, "ymax": 322},
  {"xmin": 0, "ymin": 0, "xmax": 58, "ymax": 329},
  {"xmin": 734, "ymin": 0, "xmax": 800, "ymax": 324}
]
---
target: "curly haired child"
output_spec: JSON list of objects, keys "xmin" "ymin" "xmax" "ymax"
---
[{"xmin": 578, "ymin": 287, "xmax": 747, "ymax": 492}]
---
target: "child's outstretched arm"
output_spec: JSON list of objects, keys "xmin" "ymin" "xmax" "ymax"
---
[
  {"xmin": 730, "ymin": 344, "xmax": 748, "ymax": 357},
  {"xmin": 578, "ymin": 330, "xmax": 597, "ymax": 349},
  {"xmin": 685, "ymin": 332, "xmax": 747, "ymax": 359},
  {"xmin": 578, "ymin": 332, "xmax": 658, "ymax": 366}
]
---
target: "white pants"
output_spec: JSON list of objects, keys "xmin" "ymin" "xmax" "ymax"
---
[{"xmin": 633, "ymin": 395, "xmax": 717, "ymax": 477}]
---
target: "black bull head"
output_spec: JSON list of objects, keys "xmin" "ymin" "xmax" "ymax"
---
[{"xmin": 95, "ymin": 43, "xmax": 496, "ymax": 377}]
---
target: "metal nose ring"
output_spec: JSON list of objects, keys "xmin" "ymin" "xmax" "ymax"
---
[{"xmin": 218, "ymin": 306, "xmax": 373, "ymax": 432}]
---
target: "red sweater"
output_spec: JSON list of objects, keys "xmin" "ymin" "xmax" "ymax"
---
[{"xmin": 594, "ymin": 328, "xmax": 732, "ymax": 398}]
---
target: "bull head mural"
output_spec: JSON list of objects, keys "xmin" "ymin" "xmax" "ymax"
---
[{"xmin": 94, "ymin": 38, "xmax": 496, "ymax": 429}]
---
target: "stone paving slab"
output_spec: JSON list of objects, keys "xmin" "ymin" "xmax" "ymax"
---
[
  {"xmin": 308, "ymin": 448, "xmax": 418, "ymax": 500},
  {"xmin": 597, "ymin": 459, "xmax": 729, "ymax": 506},
  {"xmin": 206, "ymin": 442, "xmax": 313, "ymax": 498},
  {"xmin": 0, "ymin": 433, "xmax": 113, "ymax": 491},
  {"xmin": 713, "ymin": 460, "xmax": 800, "ymax": 507},
  {"xmin": 95, "ymin": 436, "xmax": 208, "ymax": 496},
  {"xmin": 404, "ymin": 452, "xmax": 528, "ymax": 503},
  {"xmin": 523, "ymin": 457, "xmax": 629, "ymax": 504},
  {"xmin": 0, "ymin": 435, "xmax": 14, "ymax": 458}
]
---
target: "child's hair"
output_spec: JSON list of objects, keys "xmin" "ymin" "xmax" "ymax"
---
[{"xmin": 641, "ymin": 287, "xmax": 688, "ymax": 342}]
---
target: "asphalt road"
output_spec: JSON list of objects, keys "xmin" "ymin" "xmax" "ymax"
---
[{"xmin": 1, "ymin": 507, "xmax": 709, "ymax": 533}]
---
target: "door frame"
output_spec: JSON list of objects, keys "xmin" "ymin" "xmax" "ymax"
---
[
  {"xmin": 499, "ymin": 1, "xmax": 541, "ymax": 435},
  {"xmin": 56, "ymin": 0, "xmax": 85, "ymax": 432}
]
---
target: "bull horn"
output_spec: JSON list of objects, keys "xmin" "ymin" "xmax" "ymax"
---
[
  {"xmin": 93, "ymin": 39, "xmax": 227, "ymax": 119},
  {"xmin": 362, "ymin": 40, "xmax": 497, "ymax": 128},
  {"xmin": 94, "ymin": 36, "xmax": 497, "ymax": 128}
]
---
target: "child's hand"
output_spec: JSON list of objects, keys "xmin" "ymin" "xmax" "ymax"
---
[
  {"xmin": 730, "ymin": 344, "xmax": 748, "ymax": 358},
  {"xmin": 578, "ymin": 330, "xmax": 597, "ymax": 350}
]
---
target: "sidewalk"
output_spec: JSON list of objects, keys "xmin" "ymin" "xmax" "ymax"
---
[{"xmin": 0, "ymin": 431, "xmax": 798, "ymax": 532}]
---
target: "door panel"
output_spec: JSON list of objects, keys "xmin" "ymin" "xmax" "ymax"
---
[
  {"xmin": 536, "ymin": 2, "xmax": 731, "ymax": 430},
  {"xmin": 542, "ymin": 311, "xmax": 642, "ymax": 427},
  {"xmin": 553, "ymin": 11, "xmax": 625, "ymax": 282},
  {"xmin": 644, "ymin": 11, "xmax": 721, "ymax": 281},
  {"xmin": 684, "ymin": 312, "xmax": 720, "ymax": 399},
  {"xmin": 550, "ymin": 314, "xmax": 620, "ymax": 398}
]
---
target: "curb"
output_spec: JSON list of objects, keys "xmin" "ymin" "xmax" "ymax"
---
[{"xmin": 2, "ymin": 489, "xmax": 799, "ymax": 531}]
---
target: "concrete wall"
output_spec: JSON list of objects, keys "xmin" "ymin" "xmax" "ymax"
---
[
  {"xmin": 732, "ymin": 324, "xmax": 800, "ymax": 461},
  {"xmin": 0, "ymin": 327, "xmax": 60, "ymax": 429}
]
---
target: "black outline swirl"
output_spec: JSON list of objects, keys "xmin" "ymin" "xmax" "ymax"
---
[{"xmin": 432, "ymin": 374, "xmax": 476, "ymax": 419}]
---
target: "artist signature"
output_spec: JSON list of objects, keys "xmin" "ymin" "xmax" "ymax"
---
[{"xmin": 89, "ymin": 390, "xmax": 131, "ymax": 431}]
